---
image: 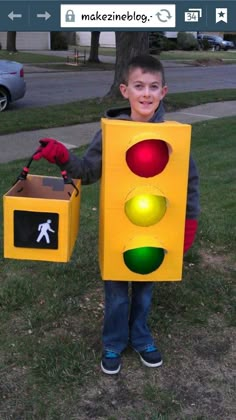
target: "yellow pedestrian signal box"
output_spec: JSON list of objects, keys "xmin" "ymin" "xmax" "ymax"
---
[
  {"xmin": 4, "ymin": 175, "xmax": 81, "ymax": 262},
  {"xmin": 99, "ymin": 119, "xmax": 191, "ymax": 281}
]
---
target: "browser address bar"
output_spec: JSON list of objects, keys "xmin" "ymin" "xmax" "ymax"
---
[{"xmin": 60, "ymin": 4, "xmax": 176, "ymax": 28}]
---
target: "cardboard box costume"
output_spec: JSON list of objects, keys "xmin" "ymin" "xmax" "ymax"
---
[
  {"xmin": 99, "ymin": 119, "xmax": 191, "ymax": 281},
  {"xmin": 4, "ymin": 174, "xmax": 81, "ymax": 262}
]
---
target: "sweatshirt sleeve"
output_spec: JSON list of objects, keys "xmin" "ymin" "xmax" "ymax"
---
[
  {"xmin": 186, "ymin": 155, "xmax": 200, "ymax": 219},
  {"xmin": 60, "ymin": 129, "xmax": 102, "ymax": 185}
]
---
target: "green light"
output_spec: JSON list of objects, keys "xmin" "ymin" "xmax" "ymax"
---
[{"xmin": 123, "ymin": 247, "xmax": 165, "ymax": 274}]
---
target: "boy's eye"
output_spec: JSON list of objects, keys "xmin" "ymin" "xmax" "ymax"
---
[{"xmin": 134, "ymin": 84, "xmax": 159, "ymax": 90}]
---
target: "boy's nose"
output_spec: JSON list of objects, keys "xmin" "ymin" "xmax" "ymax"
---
[{"xmin": 143, "ymin": 87, "xmax": 151, "ymax": 97}]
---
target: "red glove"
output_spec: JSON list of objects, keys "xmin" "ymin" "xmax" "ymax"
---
[
  {"xmin": 184, "ymin": 219, "xmax": 198, "ymax": 253},
  {"xmin": 33, "ymin": 138, "xmax": 69, "ymax": 164}
]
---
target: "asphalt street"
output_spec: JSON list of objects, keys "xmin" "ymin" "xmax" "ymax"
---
[
  {"xmin": 12, "ymin": 62, "xmax": 236, "ymax": 110},
  {"xmin": 2, "ymin": 52, "xmax": 236, "ymax": 163}
]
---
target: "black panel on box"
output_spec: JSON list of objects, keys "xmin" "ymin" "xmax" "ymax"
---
[{"xmin": 14, "ymin": 211, "xmax": 59, "ymax": 249}]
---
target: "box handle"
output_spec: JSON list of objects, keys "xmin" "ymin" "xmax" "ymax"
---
[{"xmin": 14, "ymin": 155, "xmax": 79, "ymax": 197}]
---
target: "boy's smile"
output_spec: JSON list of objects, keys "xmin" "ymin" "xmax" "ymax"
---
[{"xmin": 120, "ymin": 68, "xmax": 168, "ymax": 122}]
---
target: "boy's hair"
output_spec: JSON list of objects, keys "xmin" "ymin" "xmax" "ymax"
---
[{"xmin": 122, "ymin": 54, "xmax": 166, "ymax": 86}]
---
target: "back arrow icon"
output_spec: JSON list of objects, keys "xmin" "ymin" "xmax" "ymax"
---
[
  {"xmin": 36, "ymin": 11, "xmax": 51, "ymax": 21},
  {"xmin": 8, "ymin": 11, "xmax": 22, "ymax": 20}
]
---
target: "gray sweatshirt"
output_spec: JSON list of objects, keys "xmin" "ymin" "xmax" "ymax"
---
[{"xmin": 61, "ymin": 102, "xmax": 200, "ymax": 219}]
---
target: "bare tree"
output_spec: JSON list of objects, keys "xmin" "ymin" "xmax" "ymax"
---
[
  {"xmin": 106, "ymin": 32, "xmax": 149, "ymax": 98},
  {"xmin": 7, "ymin": 32, "xmax": 17, "ymax": 52},
  {"xmin": 88, "ymin": 31, "xmax": 101, "ymax": 62}
]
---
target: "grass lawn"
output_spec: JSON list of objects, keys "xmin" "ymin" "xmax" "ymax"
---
[
  {"xmin": 160, "ymin": 49, "xmax": 236, "ymax": 62},
  {"xmin": 0, "ymin": 116, "xmax": 235, "ymax": 419},
  {"xmin": 1, "ymin": 48, "xmax": 236, "ymax": 63},
  {"xmin": 0, "ymin": 47, "xmax": 116, "ymax": 63},
  {"xmin": 0, "ymin": 50, "xmax": 65, "ymax": 63},
  {"xmin": 1, "ymin": 89, "xmax": 236, "ymax": 135}
]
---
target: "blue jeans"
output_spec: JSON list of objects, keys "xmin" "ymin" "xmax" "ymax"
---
[{"xmin": 102, "ymin": 280, "xmax": 155, "ymax": 354}]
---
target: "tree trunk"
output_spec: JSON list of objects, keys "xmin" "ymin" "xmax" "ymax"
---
[
  {"xmin": 7, "ymin": 32, "xmax": 17, "ymax": 52},
  {"xmin": 88, "ymin": 31, "xmax": 100, "ymax": 62},
  {"xmin": 106, "ymin": 32, "xmax": 149, "ymax": 98}
]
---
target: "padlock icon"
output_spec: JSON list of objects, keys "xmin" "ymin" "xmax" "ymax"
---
[{"xmin": 65, "ymin": 9, "xmax": 75, "ymax": 22}]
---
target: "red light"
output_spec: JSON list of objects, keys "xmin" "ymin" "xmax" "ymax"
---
[
  {"xmin": 20, "ymin": 68, "xmax": 24, "ymax": 78},
  {"xmin": 126, "ymin": 139, "xmax": 169, "ymax": 177}
]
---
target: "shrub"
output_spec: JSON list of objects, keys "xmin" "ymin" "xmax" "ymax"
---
[
  {"xmin": 50, "ymin": 32, "xmax": 68, "ymax": 50},
  {"xmin": 199, "ymin": 38, "xmax": 212, "ymax": 51},
  {"xmin": 149, "ymin": 33, "xmax": 178, "ymax": 53},
  {"xmin": 149, "ymin": 32, "xmax": 167, "ymax": 54},
  {"xmin": 177, "ymin": 32, "xmax": 199, "ymax": 51},
  {"xmin": 163, "ymin": 39, "xmax": 178, "ymax": 51}
]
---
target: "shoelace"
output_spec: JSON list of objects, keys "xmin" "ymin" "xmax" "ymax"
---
[
  {"xmin": 144, "ymin": 345, "xmax": 158, "ymax": 353},
  {"xmin": 105, "ymin": 351, "xmax": 119, "ymax": 359}
]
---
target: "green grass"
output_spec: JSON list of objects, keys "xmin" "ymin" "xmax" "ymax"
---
[
  {"xmin": 159, "ymin": 49, "xmax": 236, "ymax": 61},
  {"xmin": 34, "ymin": 61, "xmax": 115, "ymax": 72},
  {"xmin": 1, "ymin": 89, "xmax": 236, "ymax": 135},
  {"xmin": 0, "ymin": 50, "xmax": 65, "ymax": 63},
  {"xmin": 69, "ymin": 45, "xmax": 116, "ymax": 57},
  {"xmin": 0, "ymin": 117, "xmax": 235, "ymax": 418},
  {"xmin": 1, "ymin": 48, "xmax": 236, "ymax": 64}
]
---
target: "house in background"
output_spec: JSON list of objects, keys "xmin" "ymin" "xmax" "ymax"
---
[
  {"xmin": 77, "ymin": 32, "xmax": 115, "ymax": 47},
  {"xmin": 78, "ymin": 32, "xmax": 197, "ymax": 47},
  {"xmin": 0, "ymin": 31, "xmax": 115, "ymax": 50},
  {"xmin": 0, "ymin": 31, "xmax": 235, "ymax": 51},
  {"xmin": 0, "ymin": 32, "xmax": 51, "ymax": 50}
]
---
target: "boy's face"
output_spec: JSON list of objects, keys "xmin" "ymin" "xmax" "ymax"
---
[{"xmin": 120, "ymin": 68, "xmax": 168, "ymax": 122}]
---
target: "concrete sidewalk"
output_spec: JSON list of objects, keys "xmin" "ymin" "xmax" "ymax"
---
[{"xmin": 1, "ymin": 101, "xmax": 236, "ymax": 164}]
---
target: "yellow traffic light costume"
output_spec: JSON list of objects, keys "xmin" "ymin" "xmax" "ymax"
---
[{"xmin": 99, "ymin": 119, "xmax": 191, "ymax": 281}]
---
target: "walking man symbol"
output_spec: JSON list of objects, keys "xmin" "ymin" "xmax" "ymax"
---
[{"xmin": 36, "ymin": 219, "xmax": 55, "ymax": 244}]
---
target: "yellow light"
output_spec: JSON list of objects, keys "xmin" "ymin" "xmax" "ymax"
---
[{"xmin": 125, "ymin": 194, "xmax": 167, "ymax": 227}]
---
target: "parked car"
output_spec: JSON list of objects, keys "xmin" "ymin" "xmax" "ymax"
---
[
  {"xmin": 0, "ymin": 59, "xmax": 26, "ymax": 111},
  {"xmin": 222, "ymin": 39, "xmax": 235, "ymax": 50},
  {"xmin": 197, "ymin": 34, "xmax": 235, "ymax": 51}
]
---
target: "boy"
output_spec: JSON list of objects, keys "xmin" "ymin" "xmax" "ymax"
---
[{"xmin": 33, "ymin": 55, "xmax": 200, "ymax": 375}]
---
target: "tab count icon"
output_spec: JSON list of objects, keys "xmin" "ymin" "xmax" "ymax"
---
[{"xmin": 184, "ymin": 8, "xmax": 202, "ymax": 22}]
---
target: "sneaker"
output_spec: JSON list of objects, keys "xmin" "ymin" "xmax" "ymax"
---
[
  {"xmin": 137, "ymin": 345, "xmax": 163, "ymax": 368},
  {"xmin": 101, "ymin": 350, "xmax": 121, "ymax": 375}
]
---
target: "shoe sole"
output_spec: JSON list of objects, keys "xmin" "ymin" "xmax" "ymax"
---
[
  {"xmin": 139, "ymin": 354, "xmax": 163, "ymax": 368},
  {"xmin": 101, "ymin": 362, "xmax": 121, "ymax": 375}
]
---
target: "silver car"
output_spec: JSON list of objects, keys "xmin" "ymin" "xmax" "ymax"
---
[{"xmin": 0, "ymin": 59, "xmax": 26, "ymax": 111}]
